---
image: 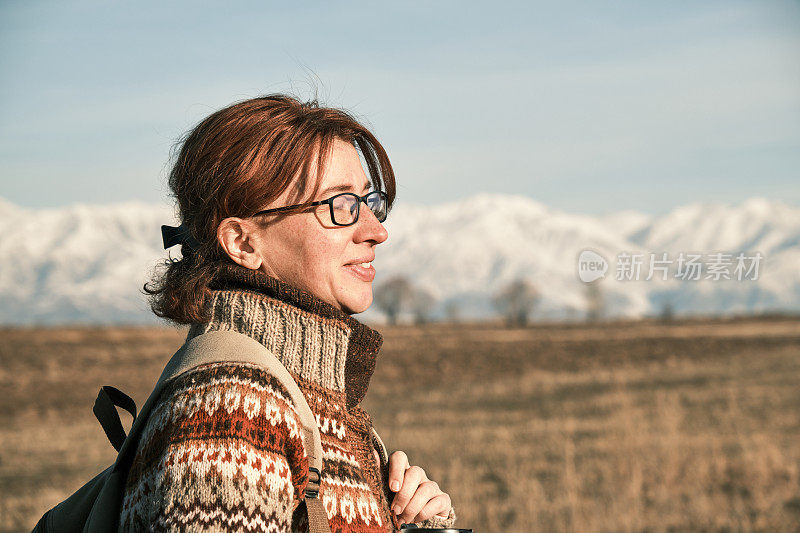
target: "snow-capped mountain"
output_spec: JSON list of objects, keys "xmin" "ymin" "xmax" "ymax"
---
[
  {"xmin": 0, "ymin": 194, "xmax": 797, "ymax": 324},
  {"xmin": 0, "ymin": 199, "xmax": 177, "ymax": 323}
]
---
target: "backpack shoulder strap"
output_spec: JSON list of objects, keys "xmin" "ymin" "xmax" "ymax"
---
[
  {"xmin": 170, "ymin": 330, "xmax": 329, "ymax": 532},
  {"xmin": 169, "ymin": 331, "xmax": 324, "ymax": 479},
  {"xmin": 58, "ymin": 330, "xmax": 330, "ymax": 533},
  {"xmin": 370, "ymin": 426, "xmax": 389, "ymax": 466},
  {"xmin": 111, "ymin": 330, "xmax": 329, "ymax": 533},
  {"xmin": 116, "ymin": 330, "xmax": 322, "ymax": 470},
  {"xmin": 174, "ymin": 331, "xmax": 323, "ymax": 464}
]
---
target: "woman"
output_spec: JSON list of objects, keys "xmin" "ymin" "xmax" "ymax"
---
[{"xmin": 120, "ymin": 94, "xmax": 456, "ymax": 532}]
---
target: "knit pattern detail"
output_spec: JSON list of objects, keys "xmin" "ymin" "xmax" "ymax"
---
[
  {"xmin": 118, "ymin": 362, "xmax": 308, "ymax": 532},
  {"xmin": 185, "ymin": 288, "xmax": 395, "ymax": 531}
]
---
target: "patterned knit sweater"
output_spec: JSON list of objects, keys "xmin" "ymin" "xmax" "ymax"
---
[{"xmin": 118, "ymin": 264, "xmax": 456, "ymax": 532}]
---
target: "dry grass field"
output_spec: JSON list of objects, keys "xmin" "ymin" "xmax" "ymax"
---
[{"xmin": 1, "ymin": 316, "xmax": 799, "ymax": 532}]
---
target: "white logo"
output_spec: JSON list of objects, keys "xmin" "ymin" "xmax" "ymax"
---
[{"xmin": 577, "ymin": 249, "xmax": 608, "ymax": 283}]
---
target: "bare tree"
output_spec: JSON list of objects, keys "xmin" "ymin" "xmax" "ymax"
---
[
  {"xmin": 564, "ymin": 304, "xmax": 579, "ymax": 323},
  {"xmin": 585, "ymin": 281, "xmax": 604, "ymax": 322},
  {"xmin": 409, "ymin": 286, "xmax": 436, "ymax": 325},
  {"xmin": 374, "ymin": 275, "xmax": 414, "ymax": 325},
  {"xmin": 493, "ymin": 278, "xmax": 540, "ymax": 326},
  {"xmin": 659, "ymin": 300, "xmax": 674, "ymax": 322},
  {"xmin": 444, "ymin": 300, "xmax": 461, "ymax": 324}
]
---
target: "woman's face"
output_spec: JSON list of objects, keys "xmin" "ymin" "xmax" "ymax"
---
[{"xmin": 251, "ymin": 138, "xmax": 389, "ymax": 314}]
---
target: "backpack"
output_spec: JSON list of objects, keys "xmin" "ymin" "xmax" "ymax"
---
[{"xmin": 33, "ymin": 329, "xmax": 388, "ymax": 533}]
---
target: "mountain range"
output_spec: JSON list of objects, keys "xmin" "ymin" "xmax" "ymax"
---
[{"xmin": 1, "ymin": 194, "xmax": 797, "ymax": 324}]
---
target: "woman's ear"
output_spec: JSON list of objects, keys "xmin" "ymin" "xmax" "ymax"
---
[{"xmin": 217, "ymin": 217, "xmax": 263, "ymax": 270}]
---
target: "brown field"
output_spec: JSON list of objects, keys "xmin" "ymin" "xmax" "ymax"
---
[{"xmin": 1, "ymin": 316, "xmax": 799, "ymax": 532}]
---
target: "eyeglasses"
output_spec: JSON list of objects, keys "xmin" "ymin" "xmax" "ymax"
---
[{"xmin": 252, "ymin": 190, "xmax": 389, "ymax": 227}]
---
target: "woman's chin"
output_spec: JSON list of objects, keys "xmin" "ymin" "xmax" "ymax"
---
[{"xmin": 340, "ymin": 291, "xmax": 373, "ymax": 315}]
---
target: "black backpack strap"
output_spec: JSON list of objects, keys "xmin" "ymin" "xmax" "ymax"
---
[{"xmin": 92, "ymin": 386, "xmax": 137, "ymax": 452}]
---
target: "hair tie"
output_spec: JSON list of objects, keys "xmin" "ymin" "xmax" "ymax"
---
[{"xmin": 161, "ymin": 223, "xmax": 201, "ymax": 251}]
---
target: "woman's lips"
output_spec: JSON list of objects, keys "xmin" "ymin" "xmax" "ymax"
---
[{"xmin": 344, "ymin": 263, "xmax": 375, "ymax": 282}]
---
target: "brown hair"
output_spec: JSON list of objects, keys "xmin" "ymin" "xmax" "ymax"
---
[{"xmin": 144, "ymin": 94, "xmax": 396, "ymax": 324}]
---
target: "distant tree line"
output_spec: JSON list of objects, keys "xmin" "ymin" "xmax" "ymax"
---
[{"xmin": 374, "ymin": 274, "xmax": 611, "ymax": 325}]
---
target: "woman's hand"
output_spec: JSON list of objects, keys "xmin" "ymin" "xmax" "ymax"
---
[{"xmin": 387, "ymin": 450, "xmax": 451, "ymax": 524}]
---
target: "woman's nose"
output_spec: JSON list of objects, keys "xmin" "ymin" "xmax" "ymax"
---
[{"xmin": 355, "ymin": 205, "xmax": 388, "ymax": 244}]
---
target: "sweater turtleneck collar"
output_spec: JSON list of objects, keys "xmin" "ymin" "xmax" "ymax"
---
[{"xmin": 186, "ymin": 262, "xmax": 383, "ymax": 409}]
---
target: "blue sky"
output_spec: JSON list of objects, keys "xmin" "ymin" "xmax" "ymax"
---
[{"xmin": 1, "ymin": 0, "xmax": 799, "ymax": 215}]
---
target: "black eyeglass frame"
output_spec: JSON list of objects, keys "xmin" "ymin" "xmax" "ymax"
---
[{"xmin": 251, "ymin": 190, "xmax": 389, "ymax": 227}]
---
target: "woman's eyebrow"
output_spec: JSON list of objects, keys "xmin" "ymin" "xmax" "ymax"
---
[{"xmin": 321, "ymin": 182, "xmax": 371, "ymax": 195}]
